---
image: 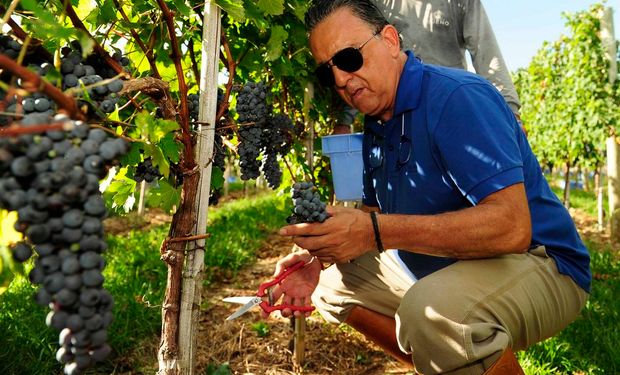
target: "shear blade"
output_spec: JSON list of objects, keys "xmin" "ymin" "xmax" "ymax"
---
[
  {"xmin": 225, "ymin": 296, "xmax": 262, "ymax": 321},
  {"xmin": 223, "ymin": 296, "xmax": 256, "ymax": 305}
]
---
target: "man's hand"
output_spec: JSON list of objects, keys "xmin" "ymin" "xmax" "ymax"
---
[
  {"xmin": 263, "ymin": 251, "xmax": 321, "ymax": 318},
  {"xmin": 279, "ymin": 206, "xmax": 375, "ymax": 263}
]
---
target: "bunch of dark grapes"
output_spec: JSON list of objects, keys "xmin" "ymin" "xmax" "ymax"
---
[
  {"xmin": 133, "ymin": 157, "xmax": 162, "ymax": 183},
  {"xmin": 235, "ymin": 82, "xmax": 268, "ymax": 180},
  {"xmin": 212, "ymin": 133, "xmax": 226, "ymax": 171},
  {"xmin": 84, "ymin": 50, "xmax": 131, "ymax": 79},
  {"xmin": 263, "ymin": 114, "xmax": 294, "ymax": 156},
  {"xmin": 261, "ymin": 153, "xmax": 282, "ymax": 189},
  {"xmin": 0, "ymin": 89, "xmax": 55, "ymax": 128},
  {"xmin": 59, "ymin": 42, "xmax": 125, "ymax": 116},
  {"xmin": 0, "ymin": 34, "xmax": 22, "ymax": 59},
  {"xmin": 187, "ymin": 91, "xmax": 228, "ymax": 174},
  {"xmin": 0, "ymin": 112, "xmax": 128, "ymax": 375},
  {"xmin": 0, "ymin": 33, "xmax": 49, "ymax": 67},
  {"xmin": 209, "ymin": 188, "xmax": 222, "ymax": 206},
  {"xmin": 286, "ymin": 182, "xmax": 329, "ymax": 224},
  {"xmin": 260, "ymin": 114, "xmax": 294, "ymax": 189},
  {"xmin": 187, "ymin": 93, "xmax": 200, "ymax": 123}
]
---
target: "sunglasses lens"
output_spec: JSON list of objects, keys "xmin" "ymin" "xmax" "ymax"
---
[
  {"xmin": 332, "ymin": 47, "xmax": 363, "ymax": 72},
  {"xmin": 315, "ymin": 64, "xmax": 335, "ymax": 86},
  {"xmin": 315, "ymin": 47, "xmax": 365, "ymax": 86}
]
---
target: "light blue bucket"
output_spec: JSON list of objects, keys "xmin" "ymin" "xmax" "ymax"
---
[{"xmin": 321, "ymin": 133, "xmax": 364, "ymax": 201}]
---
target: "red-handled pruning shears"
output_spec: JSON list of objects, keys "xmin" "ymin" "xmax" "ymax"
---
[{"xmin": 223, "ymin": 261, "xmax": 315, "ymax": 320}]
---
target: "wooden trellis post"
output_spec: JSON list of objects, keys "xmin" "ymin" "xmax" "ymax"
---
[
  {"xmin": 602, "ymin": 7, "xmax": 618, "ymax": 239},
  {"xmin": 177, "ymin": 2, "xmax": 221, "ymax": 374}
]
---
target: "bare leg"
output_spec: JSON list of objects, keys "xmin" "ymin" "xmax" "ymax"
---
[{"xmin": 345, "ymin": 305, "xmax": 414, "ymax": 368}]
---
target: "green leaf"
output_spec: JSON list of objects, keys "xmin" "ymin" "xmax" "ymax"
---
[
  {"xmin": 265, "ymin": 26, "xmax": 288, "ymax": 62},
  {"xmin": 21, "ymin": 0, "xmax": 77, "ymax": 40},
  {"xmin": 158, "ymin": 134, "xmax": 182, "ymax": 164},
  {"xmin": 288, "ymin": 0, "xmax": 309, "ymax": 21},
  {"xmin": 121, "ymin": 141, "xmax": 144, "ymax": 166},
  {"xmin": 144, "ymin": 143, "xmax": 170, "ymax": 178},
  {"xmin": 20, "ymin": 0, "xmax": 56, "ymax": 24},
  {"xmin": 98, "ymin": 0, "xmax": 117, "ymax": 23},
  {"xmin": 147, "ymin": 180, "xmax": 181, "ymax": 213},
  {"xmin": 0, "ymin": 244, "xmax": 16, "ymax": 296},
  {"xmin": 171, "ymin": 0, "xmax": 192, "ymax": 17},
  {"xmin": 215, "ymin": 0, "xmax": 246, "ymax": 22},
  {"xmin": 210, "ymin": 167, "xmax": 224, "ymax": 190},
  {"xmin": 107, "ymin": 178, "xmax": 137, "ymax": 207},
  {"xmin": 257, "ymin": 0, "xmax": 284, "ymax": 16},
  {"xmin": 135, "ymin": 112, "xmax": 180, "ymax": 144}
]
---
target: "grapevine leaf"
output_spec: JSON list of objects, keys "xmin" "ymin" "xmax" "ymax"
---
[
  {"xmin": 107, "ymin": 178, "xmax": 137, "ymax": 207},
  {"xmin": 210, "ymin": 167, "xmax": 224, "ymax": 190},
  {"xmin": 257, "ymin": 0, "xmax": 284, "ymax": 16},
  {"xmin": 0, "ymin": 245, "xmax": 16, "ymax": 296},
  {"xmin": 265, "ymin": 26, "xmax": 288, "ymax": 62},
  {"xmin": 171, "ymin": 0, "xmax": 192, "ymax": 17},
  {"xmin": 99, "ymin": 0, "xmax": 118, "ymax": 24},
  {"xmin": 20, "ymin": 0, "xmax": 77, "ymax": 40},
  {"xmin": 158, "ymin": 134, "xmax": 182, "ymax": 164},
  {"xmin": 147, "ymin": 180, "xmax": 181, "ymax": 213},
  {"xmin": 144, "ymin": 143, "xmax": 170, "ymax": 178},
  {"xmin": 288, "ymin": 0, "xmax": 309, "ymax": 21},
  {"xmin": 215, "ymin": 0, "xmax": 246, "ymax": 22},
  {"xmin": 121, "ymin": 141, "xmax": 144, "ymax": 166},
  {"xmin": 0, "ymin": 211, "xmax": 22, "ymax": 246},
  {"xmin": 135, "ymin": 112, "xmax": 179, "ymax": 144}
]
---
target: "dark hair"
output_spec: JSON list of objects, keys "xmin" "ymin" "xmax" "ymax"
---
[{"xmin": 305, "ymin": 0, "xmax": 389, "ymax": 34}]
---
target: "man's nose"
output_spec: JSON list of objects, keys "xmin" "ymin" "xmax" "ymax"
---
[{"xmin": 333, "ymin": 67, "xmax": 353, "ymax": 88}]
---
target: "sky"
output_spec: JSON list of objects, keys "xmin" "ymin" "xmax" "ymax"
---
[{"xmin": 483, "ymin": 0, "xmax": 620, "ymax": 72}]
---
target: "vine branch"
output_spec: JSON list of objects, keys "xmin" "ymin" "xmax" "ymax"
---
[
  {"xmin": 217, "ymin": 33, "xmax": 235, "ymax": 122},
  {"xmin": 156, "ymin": 0, "xmax": 194, "ymax": 170},
  {"xmin": 0, "ymin": 122, "xmax": 69, "ymax": 137}
]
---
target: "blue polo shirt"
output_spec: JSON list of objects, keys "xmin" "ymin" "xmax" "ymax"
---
[{"xmin": 362, "ymin": 51, "xmax": 591, "ymax": 292}]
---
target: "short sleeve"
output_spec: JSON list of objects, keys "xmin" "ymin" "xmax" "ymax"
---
[{"xmin": 432, "ymin": 83, "xmax": 524, "ymax": 204}]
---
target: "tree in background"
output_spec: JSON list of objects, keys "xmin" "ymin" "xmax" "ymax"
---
[{"xmin": 514, "ymin": 2, "xmax": 619, "ymax": 207}]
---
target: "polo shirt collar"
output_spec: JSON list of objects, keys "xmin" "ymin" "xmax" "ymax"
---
[{"xmin": 393, "ymin": 50, "xmax": 424, "ymax": 116}]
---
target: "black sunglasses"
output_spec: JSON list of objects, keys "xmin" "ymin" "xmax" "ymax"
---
[{"xmin": 315, "ymin": 29, "xmax": 382, "ymax": 87}]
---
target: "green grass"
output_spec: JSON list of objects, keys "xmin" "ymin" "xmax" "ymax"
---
[
  {"xmin": 550, "ymin": 186, "xmax": 608, "ymax": 217},
  {"xmin": 0, "ymin": 192, "xmax": 290, "ymax": 374},
  {"xmin": 203, "ymin": 192, "xmax": 290, "ymax": 281}
]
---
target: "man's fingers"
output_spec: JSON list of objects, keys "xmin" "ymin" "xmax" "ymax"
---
[{"xmin": 279, "ymin": 222, "xmax": 329, "ymax": 237}]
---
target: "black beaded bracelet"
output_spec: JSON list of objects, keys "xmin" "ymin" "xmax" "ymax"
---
[{"xmin": 369, "ymin": 211, "xmax": 384, "ymax": 253}]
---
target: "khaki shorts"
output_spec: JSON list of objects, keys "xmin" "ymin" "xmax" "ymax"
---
[{"xmin": 311, "ymin": 246, "xmax": 588, "ymax": 374}]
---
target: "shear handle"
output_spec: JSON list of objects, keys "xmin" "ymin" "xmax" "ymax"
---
[{"xmin": 257, "ymin": 260, "xmax": 305, "ymax": 297}]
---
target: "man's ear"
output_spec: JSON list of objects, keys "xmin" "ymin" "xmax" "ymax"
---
[{"xmin": 381, "ymin": 25, "xmax": 401, "ymax": 56}]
